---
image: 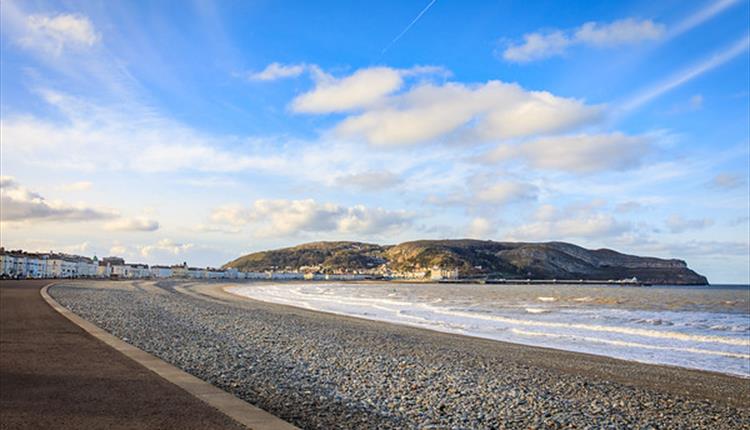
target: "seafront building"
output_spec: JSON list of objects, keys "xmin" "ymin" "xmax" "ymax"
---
[
  {"xmin": 1, "ymin": 247, "xmax": 453, "ymax": 281},
  {"xmin": 0, "ymin": 249, "xmax": 99, "ymax": 279}
]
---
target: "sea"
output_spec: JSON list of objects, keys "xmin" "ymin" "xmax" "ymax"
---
[{"xmin": 226, "ymin": 282, "xmax": 750, "ymax": 377}]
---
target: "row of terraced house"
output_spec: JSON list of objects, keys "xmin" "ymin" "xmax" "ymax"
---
[{"xmin": 0, "ymin": 248, "xmax": 368, "ymax": 281}]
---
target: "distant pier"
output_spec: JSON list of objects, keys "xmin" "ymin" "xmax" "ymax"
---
[{"xmin": 439, "ymin": 278, "xmax": 647, "ymax": 286}]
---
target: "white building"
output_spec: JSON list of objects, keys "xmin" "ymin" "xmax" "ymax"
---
[
  {"xmin": 25, "ymin": 255, "xmax": 48, "ymax": 278},
  {"xmin": 150, "ymin": 265, "xmax": 173, "ymax": 278},
  {"xmin": 131, "ymin": 264, "xmax": 150, "ymax": 278},
  {"xmin": 325, "ymin": 273, "xmax": 366, "ymax": 281},
  {"xmin": 269, "ymin": 272, "xmax": 304, "ymax": 280},
  {"xmin": 61, "ymin": 259, "xmax": 78, "ymax": 278},
  {"xmin": 205, "ymin": 269, "xmax": 225, "ymax": 279},
  {"xmin": 187, "ymin": 267, "xmax": 205, "ymax": 279},
  {"xmin": 75, "ymin": 258, "xmax": 98, "ymax": 277},
  {"xmin": 224, "ymin": 268, "xmax": 244, "ymax": 279},
  {"xmin": 112, "ymin": 263, "xmax": 150, "ymax": 278},
  {"xmin": 430, "ymin": 267, "xmax": 459, "ymax": 281},
  {"xmin": 0, "ymin": 253, "xmax": 13, "ymax": 276},
  {"xmin": 97, "ymin": 262, "xmax": 112, "ymax": 278},
  {"xmin": 0, "ymin": 251, "xmax": 27, "ymax": 278}
]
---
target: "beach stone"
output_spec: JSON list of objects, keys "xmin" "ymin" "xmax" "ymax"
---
[{"xmin": 50, "ymin": 281, "xmax": 750, "ymax": 430}]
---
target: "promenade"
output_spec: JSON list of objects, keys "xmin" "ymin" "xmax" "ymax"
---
[{"xmin": 0, "ymin": 280, "xmax": 246, "ymax": 429}]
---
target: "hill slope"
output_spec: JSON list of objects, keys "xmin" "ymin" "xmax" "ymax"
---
[{"xmin": 223, "ymin": 239, "xmax": 708, "ymax": 285}]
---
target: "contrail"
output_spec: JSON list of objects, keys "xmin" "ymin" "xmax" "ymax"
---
[
  {"xmin": 381, "ymin": 0, "xmax": 437, "ymax": 55},
  {"xmin": 621, "ymin": 34, "xmax": 750, "ymax": 112},
  {"xmin": 667, "ymin": 0, "xmax": 740, "ymax": 40}
]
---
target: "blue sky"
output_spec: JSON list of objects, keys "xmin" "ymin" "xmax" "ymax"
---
[{"xmin": 1, "ymin": 0, "xmax": 748, "ymax": 283}]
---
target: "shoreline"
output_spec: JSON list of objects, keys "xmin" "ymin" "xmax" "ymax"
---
[
  {"xmin": 217, "ymin": 281, "xmax": 750, "ymax": 379},
  {"xmin": 50, "ymin": 280, "xmax": 750, "ymax": 428},
  {"xmin": 200, "ymin": 282, "xmax": 749, "ymax": 406}
]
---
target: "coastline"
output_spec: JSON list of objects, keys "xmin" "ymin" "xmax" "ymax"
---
[
  {"xmin": 204, "ymin": 282, "xmax": 749, "ymax": 406},
  {"xmin": 50, "ymin": 280, "xmax": 750, "ymax": 428},
  {"xmin": 218, "ymin": 281, "xmax": 750, "ymax": 377}
]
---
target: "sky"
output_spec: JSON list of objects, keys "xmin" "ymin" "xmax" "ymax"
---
[{"xmin": 0, "ymin": 0, "xmax": 748, "ymax": 283}]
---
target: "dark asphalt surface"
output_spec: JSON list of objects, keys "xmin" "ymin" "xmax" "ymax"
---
[{"xmin": 0, "ymin": 279, "xmax": 247, "ymax": 430}]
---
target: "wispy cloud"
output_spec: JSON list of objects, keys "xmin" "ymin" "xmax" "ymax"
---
[
  {"xmin": 502, "ymin": 18, "xmax": 665, "ymax": 63},
  {"xmin": 668, "ymin": 0, "xmax": 740, "ymax": 39},
  {"xmin": 504, "ymin": 202, "xmax": 632, "ymax": 241},
  {"xmin": 104, "ymin": 217, "xmax": 160, "ymax": 232},
  {"xmin": 665, "ymin": 214, "xmax": 714, "ymax": 233},
  {"xmin": 58, "ymin": 181, "xmax": 93, "ymax": 192},
  {"xmin": 621, "ymin": 35, "xmax": 750, "ymax": 111},
  {"xmin": 707, "ymin": 173, "xmax": 747, "ymax": 190},
  {"xmin": 248, "ymin": 62, "xmax": 307, "ymax": 81},
  {"xmin": 334, "ymin": 170, "xmax": 403, "ymax": 191},
  {"xmin": 0, "ymin": 176, "xmax": 116, "ymax": 223},
  {"xmin": 487, "ymin": 133, "xmax": 653, "ymax": 174},
  {"xmin": 381, "ymin": 0, "xmax": 437, "ymax": 55},
  {"xmin": 210, "ymin": 199, "xmax": 414, "ymax": 238},
  {"xmin": 18, "ymin": 12, "xmax": 100, "ymax": 55},
  {"xmin": 139, "ymin": 239, "xmax": 193, "ymax": 257}
]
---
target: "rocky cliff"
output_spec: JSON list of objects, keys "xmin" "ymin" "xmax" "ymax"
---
[{"xmin": 223, "ymin": 239, "xmax": 708, "ymax": 285}]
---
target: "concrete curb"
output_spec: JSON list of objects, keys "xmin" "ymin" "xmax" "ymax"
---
[{"xmin": 41, "ymin": 284, "xmax": 299, "ymax": 430}]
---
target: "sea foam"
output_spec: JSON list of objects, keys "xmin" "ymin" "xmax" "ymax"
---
[{"xmin": 226, "ymin": 282, "xmax": 750, "ymax": 377}]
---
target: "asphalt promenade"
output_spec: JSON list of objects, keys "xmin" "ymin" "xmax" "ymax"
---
[{"xmin": 0, "ymin": 279, "xmax": 247, "ymax": 429}]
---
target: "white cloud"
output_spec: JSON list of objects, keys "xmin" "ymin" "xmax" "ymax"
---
[
  {"xmin": 104, "ymin": 217, "xmax": 160, "ymax": 232},
  {"xmin": 502, "ymin": 31, "xmax": 572, "ymax": 63},
  {"xmin": 505, "ymin": 203, "xmax": 631, "ymax": 240},
  {"xmin": 0, "ymin": 176, "xmax": 116, "ymax": 223},
  {"xmin": 0, "ymin": 88, "xmax": 454, "ymax": 197},
  {"xmin": 666, "ymin": 215, "xmax": 714, "ymax": 234},
  {"xmin": 249, "ymin": 62, "xmax": 307, "ymax": 81},
  {"xmin": 210, "ymin": 205, "xmax": 253, "ymax": 226},
  {"xmin": 475, "ymin": 181, "xmax": 538, "ymax": 204},
  {"xmin": 19, "ymin": 13, "xmax": 100, "ymax": 55},
  {"xmin": 427, "ymin": 178, "xmax": 539, "ymax": 208},
  {"xmin": 502, "ymin": 18, "xmax": 664, "ymax": 63},
  {"xmin": 334, "ymin": 170, "xmax": 402, "ymax": 191},
  {"xmin": 60, "ymin": 241, "xmax": 90, "ymax": 254},
  {"xmin": 210, "ymin": 199, "xmax": 413, "ymax": 237},
  {"xmin": 291, "ymin": 67, "xmax": 406, "ymax": 113},
  {"xmin": 331, "ymin": 79, "xmax": 601, "ymax": 146},
  {"xmin": 467, "ymin": 217, "xmax": 496, "ymax": 238},
  {"xmin": 58, "ymin": 181, "xmax": 93, "ymax": 192},
  {"xmin": 573, "ymin": 19, "xmax": 664, "ymax": 46},
  {"xmin": 192, "ymin": 224, "xmax": 242, "ymax": 234},
  {"xmin": 248, "ymin": 199, "xmax": 343, "ymax": 235},
  {"xmin": 109, "ymin": 243, "xmax": 129, "ymax": 256},
  {"xmin": 0, "ymin": 90, "xmax": 289, "ymax": 174},
  {"xmin": 339, "ymin": 205, "xmax": 414, "ymax": 235},
  {"xmin": 488, "ymin": 133, "xmax": 652, "ymax": 173},
  {"xmin": 140, "ymin": 239, "xmax": 193, "ymax": 258}
]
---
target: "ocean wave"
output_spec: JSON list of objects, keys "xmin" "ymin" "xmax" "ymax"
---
[
  {"xmin": 427, "ymin": 308, "xmax": 749, "ymax": 347},
  {"xmin": 509, "ymin": 328, "xmax": 750, "ymax": 360},
  {"xmin": 225, "ymin": 283, "xmax": 750, "ymax": 377}
]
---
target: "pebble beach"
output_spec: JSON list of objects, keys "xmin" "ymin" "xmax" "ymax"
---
[{"xmin": 50, "ymin": 281, "xmax": 750, "ymax": 429}]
